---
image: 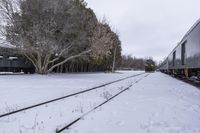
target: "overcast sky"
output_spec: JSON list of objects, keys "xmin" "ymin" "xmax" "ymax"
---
[{"xmin": 85, "ymin": 0, "xmax": 200, "ymax": 62}]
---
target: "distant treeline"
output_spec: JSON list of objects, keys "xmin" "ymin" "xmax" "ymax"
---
[
  {"xmin": 119, "ymin": 55, "xmax": 145, "ymax": 71},
  {"xmin": 54, "ymin": 55, "xmax": 145, "ymax": 73}
]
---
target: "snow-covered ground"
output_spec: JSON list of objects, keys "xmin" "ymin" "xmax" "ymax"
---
[
  {"xmin": 0, "ymin": 71, "xmax": 142, "ymax": 114},
  {"xmin": 0, "ymin": 72, "xmax": 200, "ymax": 133},
  {"xmin": 68, "ymin": 72, "xmax": 200, "ymax": 133}
]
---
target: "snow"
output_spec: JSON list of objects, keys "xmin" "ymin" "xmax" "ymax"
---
[
  {"xmin": 67, "ymin": 73, "xmax": 200, "ymax": 133},
  {"xmin": 0, "ymin": 40, "xmax": 14, "ymax": 48},
  {"xmin": 0, "ymin": 71, "xmax": 142, "ymax": 114},
  {"xmin": 0, "ymin": 72, "xmax": 200, "ymax": 133}
]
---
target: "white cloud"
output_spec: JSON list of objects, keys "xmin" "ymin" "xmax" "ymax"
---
[{"xmin": 85, "ymin": 0, "xmax": 200, "ymax": 62}]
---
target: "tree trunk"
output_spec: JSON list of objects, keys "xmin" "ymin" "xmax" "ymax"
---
[{"xmin": 112, "ymin": 47, "xmax": 117, "ymax": 73}]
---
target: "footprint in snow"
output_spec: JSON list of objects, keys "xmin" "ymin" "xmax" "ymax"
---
[
  {"xmin": 140, "ymin": 123, "xmax": 149, "ymax": 129},
  {"xmin": 116, "ymin": 120, "xmax": 125, "ymax": 126},
  {"xmin": 152, "ymin": 121, "xmax": 169, "ymax": 128}
]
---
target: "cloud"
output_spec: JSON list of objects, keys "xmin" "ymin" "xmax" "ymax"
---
[{"xmin": 85, "ymin": 0, "xmax": 200, "ymax": 62}]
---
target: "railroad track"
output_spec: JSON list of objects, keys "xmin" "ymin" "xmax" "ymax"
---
[
  {"xmin": 163, "ymin": 72, "xmax": 200, "ymax": 89},
  {"xmin": 56, "ymin": 74, "xmax": 149, "ymax": 133},
  {"xmin": 0, "ymin": 72, "xmax": 145, "ymax": 118},
  {"xmin": 176, "ymin": 76, "xmax": 200, "ymax": 89}
]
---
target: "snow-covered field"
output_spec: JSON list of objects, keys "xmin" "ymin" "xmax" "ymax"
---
[
  {"xmin": 0, "ymin": 71, "xmax": 142, "ymax": 114},
  {"xmin": 0, "ymin": 71, "xmax": 200, "ymax": 133},
  {"xmin": 69, "ymin": 73, "xmax": 200, "ymax": 133}
]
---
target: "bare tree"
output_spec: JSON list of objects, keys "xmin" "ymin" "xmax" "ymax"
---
[
  {"xmin": 120, "ymin": 55, "xmax": 145, "ymax": 70},
  {"xmin": 90, "ymin": 21, "xmax": 121, "ymax": 72}
]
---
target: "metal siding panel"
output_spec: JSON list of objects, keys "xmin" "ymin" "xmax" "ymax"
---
[
  {"xmin": 185, "ymin": 23, "xmax": 200, "ymax": 68},
  {"xmin": 175, "ymin": 45, "xmax": 182, "ymax": 68},
  {"xmin": 168, "ymin": 52, "xmax": 173, "ymax": 69}
]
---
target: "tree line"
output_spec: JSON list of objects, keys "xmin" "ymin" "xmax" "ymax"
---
[
  {"xmin": 120, "ymin": 55, "xmax": 145, "ymax": 70},
  {"xmin": 0, "ymin": 0, "xmax": 149, "ymax": 74},
  {"xmin": 0, "ymin": 0, "xmax": 122, "ymax": 74}
]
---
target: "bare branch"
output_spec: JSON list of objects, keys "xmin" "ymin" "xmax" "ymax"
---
[
  {"xmin": 49, "ymin": 45, "xmax": 72, "ymax": 64},
  {"xmin": 47, "ymin": 49, "xmax": 91, "ymax": 73}
]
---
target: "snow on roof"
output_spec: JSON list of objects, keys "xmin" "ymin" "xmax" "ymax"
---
[
  {"xmin": 0, "ymin": 39, "xmax": 15, "ymax": 49},
  {"xmin": 0, "ymin": 43, "xmax": 14, "ymax": 49}
]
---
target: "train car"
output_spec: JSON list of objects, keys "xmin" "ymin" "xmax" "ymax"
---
[
  {"xmin": 160, "ymin": 18, "xmax": 200, "ymax": 78},
  {"xmin": 0, "ymin": 46, "xmax": 35, "ymax": 74},
  {"xmin": 145, "ymin": 59, "xmax": 156, "ymax": 72},
  {"xmin": 159, "ymin": 58, "xmax": 168, "ymax": 73}
]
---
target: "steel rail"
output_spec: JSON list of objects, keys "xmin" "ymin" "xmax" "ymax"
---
[
  {"xmin": 0, "ymin": 72, "xmax": 145, "ymax": 118},
  {"xmin": 56, "ymin": 74, "xmax": 149, "ymax": 133}
]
